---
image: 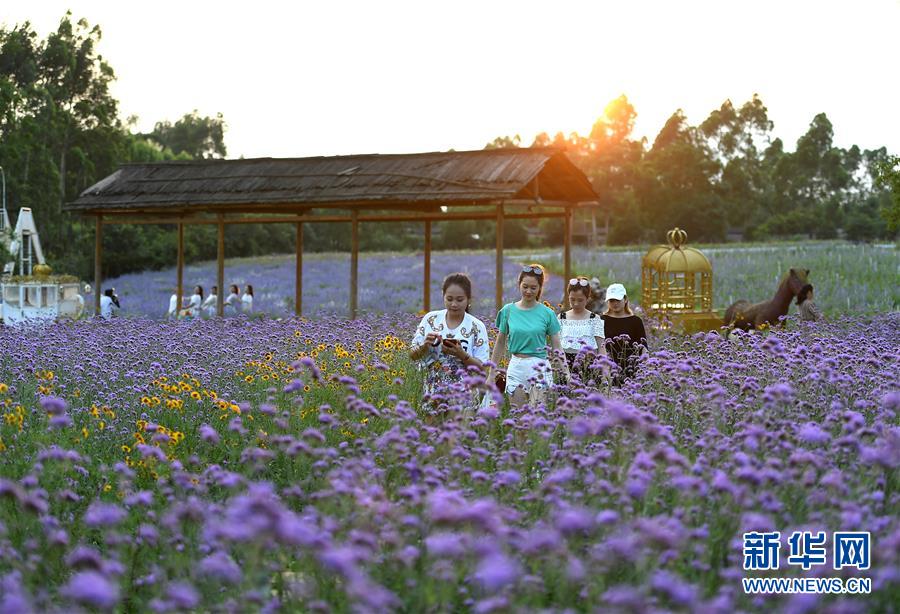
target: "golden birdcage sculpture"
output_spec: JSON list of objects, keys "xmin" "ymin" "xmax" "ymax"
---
[{"xmin": 641, "ymin": 228, "xmax": 721, "ymax": 332}]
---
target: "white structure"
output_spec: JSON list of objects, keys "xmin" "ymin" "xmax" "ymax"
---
[{"xmin": 1, "ymin": 207, "xmax": 85, "ymax": 325}]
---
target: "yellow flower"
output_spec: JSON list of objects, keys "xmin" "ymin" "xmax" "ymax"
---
[
  {"xmin": 190, "ymin": 391, "xmax": 201, "ymax": 400},
  {"xmin": 0, "ymin": 383, "xmax": 8, "ymax": 394},
  {"xmin": 121, "ymin": 445, "xmax": 131, "ymax": 453},
  {"xmin": 103, "ymin": 484, "xmax": 112, "ymax": 492},
  {"xmin": 81, "ymin": 427, "xmax": 89, "ymax": 439}
]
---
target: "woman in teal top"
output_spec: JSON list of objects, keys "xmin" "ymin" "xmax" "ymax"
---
[{"xmin": 488, "ymin": 264, "xmax": 570, "ymax": 407}]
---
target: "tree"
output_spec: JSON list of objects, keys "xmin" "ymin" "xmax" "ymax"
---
[
  {"xmin": 699, "ymin": 95, "xmax": 773, "ymax": 229},
  {"xmin": 484, "ymin": 134, "xmax": 521, "ymax": 149},
  {"xmin": 843, "ymin": 194, "xmax": 888, "ymax": 242},
  {"xmin": 148, "ymin": 110, "xmax": 227, "ymax": 159},
  {"xmin": 638, "ymin": 110, "xmax": 725, "ymax": 241},
  {"xmin": 874, "ymin": 155, "xmax": 900, "ymax": 233},
  {"xmin": 1, "ymin": 14, "xmax": 125, "ymax": 276}
]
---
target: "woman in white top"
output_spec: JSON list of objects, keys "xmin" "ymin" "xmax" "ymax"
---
[
  {"xmin": 99, "ymin": 289, "xmax": 119, "ymax": 320},
  {"xmin": 180, "ymin": 286, "xmax": 203, "ymax": 319},
  {"xmin": 201, "ymin": 285, "xmax": 218, "ymax": 318},
  {"xmin": 224, "ymin": 284, "xmax": 240, "ymax": 315},
  {"xmin": 241, "ymin": 284, "xmax": 254, "ymax": 314},
  {"xmin": 410, "ymin": 273, "xmax": 490, "ymax": 413},
  {"xmin": 167, "ymin": 289, "xmax": 179, "ymax": 320},
  {"xmin": 559, "ymin": 276, "xmax": 607, "ymax": 385}
]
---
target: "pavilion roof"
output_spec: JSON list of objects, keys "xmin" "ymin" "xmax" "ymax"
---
[{"xmin": 65, "ymin": 148, "xmax": 598, "ymax": 214}]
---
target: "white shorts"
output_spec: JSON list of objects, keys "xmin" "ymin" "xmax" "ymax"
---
[{"xmin": 505, "ymin": 355, "xmax": 552, "ymax": 393}]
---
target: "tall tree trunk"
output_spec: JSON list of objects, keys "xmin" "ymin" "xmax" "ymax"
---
[{"xmin": 58, "ymin": 124, "xmax": 69, "ymax": 248}]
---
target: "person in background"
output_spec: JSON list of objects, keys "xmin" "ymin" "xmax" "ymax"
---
[
  {"xmin": 100, "ymin": 288, "xmax": 119, "ymax": 320},
  {"xmin": 796, "ymin": 284, "xmax": 823, "ymax": 321},
  {"xmin": 410, "ymin": 273, "xmax": 489, "ymax": 412},
  {"xmin": 201, "ymin": 285, "xmax": 218, "ymax": 318},
  {"xmin": 241, "ymin": 284, "xmax": 254, "ymax": 314},
  {"xmin": 180, "ymin": 285, "xmax": 203, "ymax": 319},
  {"xmin": 224, "ymin": 284, "xmax": 240, "ymax": 315},
  {"xmin": 487, "ymin": 264, "xmax": 569, "ymax": 407},
  {"xmin": 559, "ymin": 276, "xmax": 607, "ymax": 385},
  {"xmin": 602, "ymin": 283, "xmax": 647, "ymax": 385},
  {"xmin": 167, "ymin": 288, "xmax": 179, "ymax": 320},
  {"xmin": 75, "ymin": 283, "xmax": 90, "ymax": 319}
]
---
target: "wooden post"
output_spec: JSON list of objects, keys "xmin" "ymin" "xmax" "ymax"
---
[
  {"xmin": 424, "ymin": 220, "xmax": 431, "ymax": 312},
  {"xmin": 216, "ymin": 214, "xmax": 225, "ymax": 317},
  {"xmin": 94, "ymin": 216, "xmax": 103, "ymax": 315},
  {"xmin": 350, "ymin": 210, "xmax": 359, "ymax": 319},
  {"xmin": 176, "ymin": 222, "xmax": 184, "ymax": 317},
  {"xmin": 605, "ymin": 209, "xmax": 610, "ymax": 246},
  {"xmin": 564, "ymin": 206, "xmax": 572, "ymax": 284},
  {"xmin": 495, "ymin": 204, "xmax": 504, "ymax": 310},
  {"xmin": 295, "ymin": 221, "xmax": 303, "ymax": 316}
]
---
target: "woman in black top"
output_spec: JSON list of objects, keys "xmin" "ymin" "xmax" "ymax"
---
[{"xmin": 601, "ymin": 283, "xmax": 647, "ymax": 385}]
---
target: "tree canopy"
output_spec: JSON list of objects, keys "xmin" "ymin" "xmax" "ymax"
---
[
  {"xmin": 487, "ymin": 94, "xmax": 895, "ymax": 244},
  {"xmin": 1, "ymin": 13, "xmax": 895, "ymax": 287},
  {"xmin": 0, "ymin": 14, "xmax": 293, "ymax": 280}
]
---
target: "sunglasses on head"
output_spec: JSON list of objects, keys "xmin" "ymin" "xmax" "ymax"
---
[
  {"xmin": 568, "ymin": 278, "xmax": 589, "ymax": 287},
  {"xmin": 521, "ymin": 265, "xmax": 543, "ymax": 275}
]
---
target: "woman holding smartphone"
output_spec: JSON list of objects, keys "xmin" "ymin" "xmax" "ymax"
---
[
  {"xmin": 410, "ymin": 273, "xmax": 490, "ymax": 411},
  {"xmin": 488, "ymin": 264, "xmax": 569, "ymax": 407}
]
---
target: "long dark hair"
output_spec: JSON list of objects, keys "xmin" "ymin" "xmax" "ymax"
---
[
  {"xmin": 517, "ymin": 263, "xmax": 546, "ymax": 300},
  {"xmin": 194, "ymin": 285, "xmax": 204, "ymax": 299},
  {"xmin": 796, "ymin": 284, "xmax": 813, "ymax": 305},
  {"xmin": 245, "ymin": 284, "xmax": 254, "ymax": 297},
  {"xmin": 442, "ymin": 273, "xmax": 473, "ymax": 313}
]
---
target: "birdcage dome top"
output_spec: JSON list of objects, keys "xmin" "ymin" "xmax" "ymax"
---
[{"xmin": 642, "ymin": 228, "xmax": 712, "ymax": 273}]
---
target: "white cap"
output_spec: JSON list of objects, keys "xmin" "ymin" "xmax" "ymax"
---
[{"xmin": 606, "ymin": 283, "xmax": 627, "ymax": 300}]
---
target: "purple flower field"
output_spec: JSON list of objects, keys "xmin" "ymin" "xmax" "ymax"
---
[
  {"xmin": 89, "ymin": 242, "xmax": 899, "ymax": 318},
  {"xmin": 0, "ymin": 311, "xmax": 897, "ymax": 611},
  {"xmin": 91, "ymin": 252, "xmax": 568, "ymax": 319}
]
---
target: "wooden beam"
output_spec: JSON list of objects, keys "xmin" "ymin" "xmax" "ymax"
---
[
  {"xmin": 176, "ymin": 222, "xmax": 184, "ymax": 319},
  {"xmin": 350, "ymin": 210, "xmax": 359, "ymax": 319},
  {"xmin": 94, "ymin": 216, "xmax": 103, "ymax": 316},
  {"xmin": 74, "ymin": 198, "xmax": 598, "ymax": 219},
  {"xmin": 496, "ymin": 204, "xmax": 504, "ymax": 311},
  {"xmin": 295, "ymin": 222, "xmax": 303, "ymax": 317},
  {"xmin": 95, "ymin": 209, "xmax": 569, "ymax": 226},
  {"xmin": 424, "ymin": 220, "xmax": 431, "ymax": 312},
  {"xmin": 216, "ymin": 214, "xmax": 225, "ymax": 317},
  {"xmin": 564, "ymin": 206, "xmax": 572, "ymax": 284}
]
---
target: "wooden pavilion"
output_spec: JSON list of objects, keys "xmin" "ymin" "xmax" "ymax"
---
[{"xmin": 65, "ymin": 148, "xmax": 600, "ymax": 317}]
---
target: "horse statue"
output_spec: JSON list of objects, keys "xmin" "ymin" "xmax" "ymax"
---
[{"xmin": 724, "ymin": 267, "xmax": 810, "ymax": 331}]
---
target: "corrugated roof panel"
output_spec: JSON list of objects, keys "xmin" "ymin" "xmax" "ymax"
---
[{"xmin": 66, "ymin": 148, "xmax": 597, "ymax": 211}]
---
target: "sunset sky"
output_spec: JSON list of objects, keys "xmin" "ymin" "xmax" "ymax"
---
[{"xmin": 5, "ymin": 0, "xmax": 899, "ymax": 159}]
